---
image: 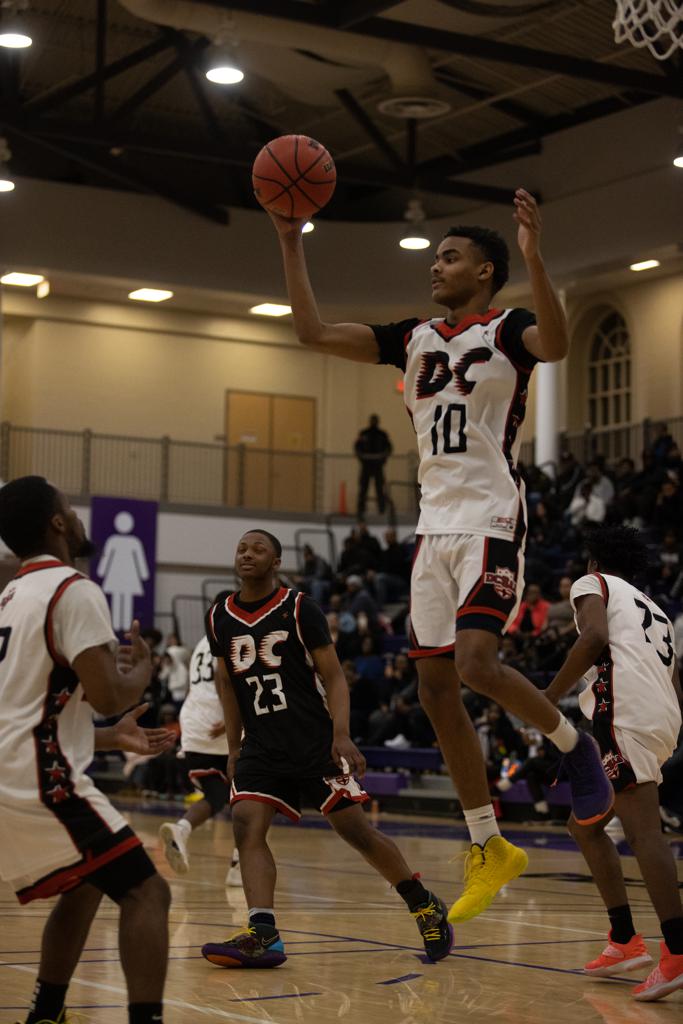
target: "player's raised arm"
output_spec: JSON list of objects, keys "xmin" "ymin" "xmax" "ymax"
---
[
  {"xmin": 268, "ymin": 211, "xmax": 379, "ymax": 363},
  {"xmin": 513, "ymin": 188, "xmax": 569, "ymax": 364}
]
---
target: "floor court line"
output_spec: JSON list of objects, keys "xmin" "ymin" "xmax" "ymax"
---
[{"xmin": 0, "ymin": 963, "xmax": 284, "ymax": 1024}]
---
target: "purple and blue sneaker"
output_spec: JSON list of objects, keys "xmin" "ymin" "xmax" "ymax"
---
[
  {"xmin": 564, "ymin": 731, "xmax": 614, "ymax": 825},
  {"xmin": 202, "ymin": 926, "xmax": 287, "ymax": 968}
]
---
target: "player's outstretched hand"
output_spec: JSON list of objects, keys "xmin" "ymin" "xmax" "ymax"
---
[
  {"xmin": 112, "ymin": 703, "xmax": 176, "ymax": 755},
  {"xmin": 332, "ymin": 735, "xmax": 366, "ymax": 779},
  {"xmin": 266, "ymin": 208, "xmax": 308, "ymax": 241},
  {"xmin": 118, "ymin": 619, "xmax": 152, "ymax": 677},
  {"xmin": 513, "ymin": 187, "xmax": 541, "ymax": 261}
]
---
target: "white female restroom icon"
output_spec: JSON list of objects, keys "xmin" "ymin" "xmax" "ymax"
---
[{"xmin": 96, "ymin": 509, "xmax": 151, "ymax": 632}]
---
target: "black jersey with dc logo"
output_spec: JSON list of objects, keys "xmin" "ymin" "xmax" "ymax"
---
[{"xmin": 206, "ymin": 587, "xmax": 334, "ymax": 775}]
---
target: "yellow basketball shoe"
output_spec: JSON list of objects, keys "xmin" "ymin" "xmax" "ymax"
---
[{"xmin": 448, "ymin": 835, "xmax": 528, "ymax": 923}]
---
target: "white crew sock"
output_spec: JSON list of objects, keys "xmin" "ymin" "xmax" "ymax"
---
[
  {"xmin": 534, "ymin": 800, "xmax": 550, "ymax": 814},
  {"xmin": 176, "ymin": 818, "xmax": 192, "ymax": 837},
  {"xmin": 463, "ymin": 804, "xmax": 500, "ymax": 847},
  {"xmin": 231, "ymin": 848, "xmax": 239, "ymax": 866},
  {"xmin": 544, "ymin": 713, "xmax": 579, "ymax": 753}
]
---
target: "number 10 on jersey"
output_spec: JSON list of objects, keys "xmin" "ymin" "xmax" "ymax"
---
[{"xmin": 431, "ymin": 403, "xmax": 467, "ymax": 455}]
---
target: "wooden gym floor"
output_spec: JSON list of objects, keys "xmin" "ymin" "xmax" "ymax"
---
[{"xmin": 2, "ymin": 800, "xmax": 682, "ymax": 1023}]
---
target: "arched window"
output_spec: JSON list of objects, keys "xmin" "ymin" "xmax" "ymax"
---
[{"xmin": 588, "ymin": 310, "xmax": 631, "ymax": 429}]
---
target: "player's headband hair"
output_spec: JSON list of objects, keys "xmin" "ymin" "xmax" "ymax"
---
[
  {"xmin": 442, "ymin": 225, "xmax": 510, "ymax": 295},
  {"xmin": 243, "ymin": 529, "xmax": 282, "ymax": 558},
  {"xmin": 0, "ymin": 475, "xmax": 61, "ymax": 558}
]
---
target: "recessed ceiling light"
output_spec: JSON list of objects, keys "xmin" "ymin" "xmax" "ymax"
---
[
  {"xmin": 0, "ymin": 32, "xmax": 32, "ymax": 49},
  {"xmin": 629, "ymin": 259, "xmax": 660, "ymax": 272},
  {"xmin": 302, "ymin": 221, "xmax": 315, "ymax": 234},
  {"xmin": 400, "ymin": 236, "xmax": 430, "ymax": 250},
  {"xmin": 673, "ymin": 155, "xmax": 683, "ymax": 169},
  {"xmin": 206, "ymin": 65, "xmax": 244, "ymax": 85},
  {"xmin": 36, "ymin": 280, "xmax": 50, "ymax": 299},
  {"xmin": 249, "ymin": 303, "xmax": 292, "ymax": 317},
  {"xmin": 0, "ymin": 178, "xmax": 15, "ymax": 192},
  {"xmin": 128, "ymin": 288, "xmax": 174, "ymax": 302},
  {"xmin": 1, "ymin": 272, "xmax": 45, "ymax": 286}
]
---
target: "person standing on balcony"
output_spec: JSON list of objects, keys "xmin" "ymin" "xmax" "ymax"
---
[
  {"xmin": 267, "ymin": 189, "xmax": 614, "ymax": 927},
  {"xmin": 354, "ymin": 414, "xmax": 392, "ymax": 518}
]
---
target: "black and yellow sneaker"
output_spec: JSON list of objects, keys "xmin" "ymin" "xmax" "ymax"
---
[
  {"xmin": 202, "ymin": 925, "xmax": 287, "ymax": 968},
  {"xmin": 412, "ymin": 893, "xmax": 454, "ymax": 962}
]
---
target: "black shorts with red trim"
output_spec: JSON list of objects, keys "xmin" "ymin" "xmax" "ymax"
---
[
  {"xmin": 230, "ymin": 760, "xmax": 368, "ymax": 822},
  {"xmin": 16, "ymin": 826, "xmax": 157, "ymax": 905},
  {"xmin": 185, "ymin": 751, "xmax": 230, "ymax": 815}
]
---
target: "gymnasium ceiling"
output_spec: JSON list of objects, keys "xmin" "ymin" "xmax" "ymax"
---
[{"xmin": 0, "ymin": 0, "xmax": 681, "ymax": 226}]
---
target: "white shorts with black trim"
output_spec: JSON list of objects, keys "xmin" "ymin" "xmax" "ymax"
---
[{"xmin": 409, "ymin": 533, "xmax": 524, "ymax": 658}]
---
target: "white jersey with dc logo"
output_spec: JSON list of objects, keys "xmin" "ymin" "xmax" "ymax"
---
[
  {"xmin": 571, "ymin": 572, "xmax": 681, "ymax": 757},
  {"xmin": 179, "ymin": 635, "xmax": 228, "ymax": 756},
  {"xmin": 372, "ymin": 308, "xmax": 537, "ymax": 541}
]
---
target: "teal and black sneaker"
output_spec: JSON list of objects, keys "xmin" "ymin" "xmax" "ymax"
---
[{"xmin": 412, "ymin": 893, "xmax": 454, "ymax": 962}]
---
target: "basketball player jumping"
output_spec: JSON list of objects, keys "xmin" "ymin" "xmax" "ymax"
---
[
  {"xmin": 159, "ymin": 632, "xmax": 242, "ymax": 887},
  {"xmin": 200, "ymin": 529, "xmax": 453, "ymax": 968},
  {"xmin": 0, "ymin": 476, "xmax": 171, "ymax": 1024},
  {"xmin": 545, "ymin": 525, "xmax": 683, "ymax": 1002},
  {"xmin": 268, "ymin": 190, "xmax": 613, "ymax": 923}
]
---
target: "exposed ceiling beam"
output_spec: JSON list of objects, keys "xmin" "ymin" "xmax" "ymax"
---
[
  {"xmin": 9, "ymin": 121, "xmax": 514, "ymax": 205},
  {"xmin": 94, "ymin": 0, "xmax": 108, "ymax": 125},
  {"xmin": 330, "ymin": 1, "xmax": 402, "ymax": 29},
  {"xmin": 435, "ymin": 68, "xmax": 544, "ymax": 128},
  {"xmin": 335, "ymin": 88, "xmax": 405, "ymax": 172},
  {"xmin": 23, "ymin": 35, "xmax": 174, "ymax": 116},
  {"xmin": 161, "ymin": 31, "xmax": 223, "ymax": 140},
  {"xmin": 194, "ymin": 0, "xmax": 677, "ymax": 96},
  {"xmin": 1, "ymin": 121, "xmax": 229, "ymax": 224},
  {"xmin": 108, "ymin": 53, "xmax": 187, "ymax": 125}
]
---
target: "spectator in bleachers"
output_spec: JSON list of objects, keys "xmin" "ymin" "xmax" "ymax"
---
[
  {"xmin": 296, "ymin": 543, "xmax": 333, "ymax": 605},
  {"xmin": 508, "ymin": 583, "xmax": 550, "ymax": 640},
  {"xmin": 474, "ymin": 703, "xmax": 527, "ymax": 780},
  {"xmin": 141, "ymin": 704, "xmax": 186, "ymax": 799},
  {"xmin": 579, "ymin": 460, "xmax": 615, "ymax": 506},
  {"xmin": 609, "ymin": 456, "xmax": 638, "ymax": 523},
  {"xmin": 568, "ymin": 479, "xmax": 607, "ymax": 527},
  {"xmin": 370, "ymin": 528, "xmax": 411, "ymax": 606},
  {"xmin": 651, "ymin": 529, "xmax": 682, "ymax": 598},
  {"xmin": 337, "ymin": 526, "xmax": 379, "ymax": 577},
  {"xmin": 533, "ymin": 576, "xmax": 577, "ymax": 671},
  {"xmin": 652, "ymin": 477, "xmax": 682, "ymax": 538},
  {"xmin": 158, "ymin": 634, "xmax": 190, "ymax": 707},
  {"xmin": 354, "ymin": 634, "xmax": 385, "ymax": 689},
  {"xmin": 497, "ymin": 732, "xmax": 562, "ymax": 822},
  {"xmin": 326, "ymin": 610, "xmax": 360, "ymax": 661},
  {"xmin": 342, "ymin": 658, "xmax": 377, "ymax": 744},
  {"xmin": 633, "ymin": 449, "xmax": 668, "ymax": 520},
  {"xmin": 649, "ymin": 421, "xmax": 676, "ymax": 464},
  {"xmin": 340, "ymin": 574, "xmax": 379, "ymax": 628},
  {"xmin": 554, "ymin": 450, "xmax": 583, "ymax": 510}
]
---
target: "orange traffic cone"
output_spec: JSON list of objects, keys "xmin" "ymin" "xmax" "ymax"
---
[{"xmin": 338, "ymin": 480, "xmax": 348, "ymax": 516}]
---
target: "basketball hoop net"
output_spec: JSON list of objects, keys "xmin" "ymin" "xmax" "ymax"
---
[{"xmin": 613, "ymin": 1, "xmax": 683, "ymax": 60}]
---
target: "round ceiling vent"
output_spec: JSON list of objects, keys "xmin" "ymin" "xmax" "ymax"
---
[{"xmin": 377, "ymin": 96, "xmax": 451, "ymax": 119}]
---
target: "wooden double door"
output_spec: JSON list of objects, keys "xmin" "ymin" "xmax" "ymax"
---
[{"xmin": 225, "ymin": 391, "xmax": 316, "ymax": 512}]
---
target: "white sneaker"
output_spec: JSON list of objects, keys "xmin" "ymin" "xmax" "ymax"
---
[
  {"xmin": 384, "ymin": 733, "xmax": 410, "ymax": 749},
  {"xmin": 159, "ymin": 822, "xmax": 190, "ymax": 875},
  {"xmin": 226, "ymin": 863, "xmax": 242, "ymax": 887}
]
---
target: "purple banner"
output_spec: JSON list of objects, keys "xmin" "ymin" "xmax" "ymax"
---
[{"xmin": 90, "ymin": 496, "xmax": 157, "ymax": 636}]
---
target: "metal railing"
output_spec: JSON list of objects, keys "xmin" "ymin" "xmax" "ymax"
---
[{"xmin": 1, "ymin": 417, "xmax": 678, "ymax": 518}]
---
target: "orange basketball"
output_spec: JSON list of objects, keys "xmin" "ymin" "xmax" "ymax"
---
[{"xmin": 252, "ymin": 135, "xmax": 336, "ymax": 219}]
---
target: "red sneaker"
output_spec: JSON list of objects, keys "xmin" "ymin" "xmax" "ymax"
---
[
  {"xmin": 632, "ymin": 942, "xmax": 683, "ymax": 1001},
  {"xmin": 583, "ymin": 932, "xmax": 652, "ymax": 977}
]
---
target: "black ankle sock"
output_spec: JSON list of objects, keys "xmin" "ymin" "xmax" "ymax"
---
[
  {"xmin": 250, "ymin": 911, "xmax": 276, "ymax": 928},
  {"xmin": 396, "ymin": 877, "xmax": 431, "ymax": 913},
  {"xmin": 608, "ymin": 904, "xmax": 636, "ymax": 944},
  {"xmin": 661, "ymin": 916, "xmax": 683, "ymax": 955},
  {"xmin": 129, "ymin": 1002, "xmax": 163, "ymax": 1024},
  {"xmin": 26, "ymin": 979, "xmax": 68, "ymax": 1024}
]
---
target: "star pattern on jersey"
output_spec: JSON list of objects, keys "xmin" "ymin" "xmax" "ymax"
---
[
  {"xmin": 40, "ymin": 737, "xmax": 59, "ymax": 754},
  {"xmin": 46, "ymin": 761, "xmax": 67, "ymax": 782},
  {"xmin": 46, "ymin": 784, "xmax": 69, "ymax": 803},
  {"xmin": 602, "ymin": 751, "xmax": 625, "ymax": 780},
  {"xmin": 51, "ymin": 688, "xmax": 71, "ymax": 710},
  {"xmin": 596, "ymin": 697, "xmax": 611, "ymax": 714}
]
